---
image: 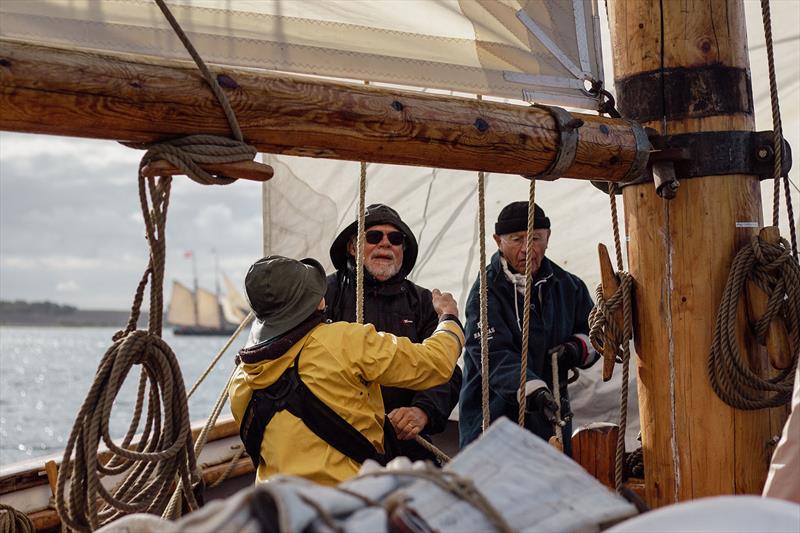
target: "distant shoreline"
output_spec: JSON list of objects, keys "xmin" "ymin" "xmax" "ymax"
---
[{"xmin": 0, "ymin": 300, "xmax": 148, "ymax": 328}]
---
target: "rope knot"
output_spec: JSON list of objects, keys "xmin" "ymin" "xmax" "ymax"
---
[{"xmin": 139, "ymin": 134, "xmax": 257, "ymax": 186}]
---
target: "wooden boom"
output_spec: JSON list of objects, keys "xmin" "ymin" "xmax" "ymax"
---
[{"xmin": 0, "ymin": 39, "xmax": 648, "ymax": 181}]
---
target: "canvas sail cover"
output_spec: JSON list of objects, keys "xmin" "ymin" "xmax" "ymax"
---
[
  {"xmin": 0, "ymin": 0, "xmax": 604, "ymax": 109},
  {"xmin": 166, "ymin": 280, "xmax": 196, "ymax": 327}
]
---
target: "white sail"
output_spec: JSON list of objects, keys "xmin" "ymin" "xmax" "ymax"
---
[
  {"xmin": 0, "ymin": 0, "xmax": 604, "ymax": 109},
  {"xmin": 195, "ymin": 287, "xmax": 222, "ymax": 329},
  {"xmin": 166, "ymin": 280, "xmax": 196, "ymax": 327},
  {"xmin": 220, "ymin": 273, "xmax": 248, "ymax": 325}
]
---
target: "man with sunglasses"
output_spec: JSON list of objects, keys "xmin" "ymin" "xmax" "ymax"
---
[
  {"xmin": 458, "ymin": 201, "xmax": 598, "ymax": 456},
  {"xmin": 326, "ymin": 203, "xmax": 462, "ymax": 465}
]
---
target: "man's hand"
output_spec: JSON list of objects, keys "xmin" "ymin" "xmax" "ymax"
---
[
  {"xmin": 527, "ymin": 388, "xmax": 559, "ymax": 426},
  {"xmin": 388, "ymin": 406, "xmax": 429, "ymax": 440},
  {"xmin": 550, "ymin": 337, "xmax": 584, "ymax": 369},
  {"xmin": 432, "ymin": 288, "xmax": 459, "ymax": 318}
]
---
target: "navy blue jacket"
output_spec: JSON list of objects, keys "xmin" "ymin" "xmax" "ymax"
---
[{"xmin": 458, "ymin": 252, "xmax": 596, "ymax": 453}]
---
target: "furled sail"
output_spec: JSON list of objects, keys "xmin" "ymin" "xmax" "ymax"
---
[
  {"xmin": 195, "ymin": 287, "xmax": 222, "ymax": 329},
  {"xmin": 166, "ymin": 280, "xmax": 196, "ymax": 327},
  {"xmin": 0, "ymin": 0, "xmax": 604, "ymax": 109}
]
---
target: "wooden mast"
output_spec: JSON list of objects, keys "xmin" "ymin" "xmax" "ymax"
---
[
  {"xmin": 608, "ymin": 0, "xmax": 786, "ymax": 507},
  {"xmin": 0, "ymin": 39, "xmax": 648, "ymax": 183}
]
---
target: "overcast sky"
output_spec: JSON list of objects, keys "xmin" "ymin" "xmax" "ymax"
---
[{"xmin": 0, "ymin": 132, "xmax": 264, "ymax": 309}]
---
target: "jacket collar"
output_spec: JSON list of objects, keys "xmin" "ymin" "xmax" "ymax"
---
[
  {"xmin": 238, "ymin": 311, "xmax": 323, "ymax": 364},
  {"xmin": 490, "ymin": 251, "xmax": 555, "ymax": 286}
]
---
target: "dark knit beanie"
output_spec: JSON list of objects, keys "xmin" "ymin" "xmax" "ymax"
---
[{"xmin": 494, "ymin": 201, "xmax": 550, "ymax": 235}]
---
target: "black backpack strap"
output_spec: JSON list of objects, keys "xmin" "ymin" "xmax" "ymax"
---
[{"xmin": 239, "ymin": 349, "xmax": 388, "ymax": 468}]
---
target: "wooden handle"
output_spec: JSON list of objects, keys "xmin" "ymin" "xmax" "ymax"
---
[
  {"xmin": 141, "ymin": 159, "xmax": 274, "ymax": 182},
  {"xmin": 745, "ymin": 226, "xmax": 792, "ymax": 369},
  {"xmin": 44, "ymin": 460, "xmax": 58, "ymax": 497},
  {"xmin": 599, "ymin": 243, "xmax": 623, "ymax": 381}
]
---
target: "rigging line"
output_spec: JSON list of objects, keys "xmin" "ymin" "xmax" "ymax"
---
[
  {"xmin": 478, "ymin": 169, "xmax": 490, "ymax": 432},
  {"xmin": 518, "ymin": 178, "xmax": 537, "ymax": 427}
]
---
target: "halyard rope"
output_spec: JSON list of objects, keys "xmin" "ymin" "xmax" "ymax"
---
[
  {"xmin": 761, "ymin": 0, "xmax": 798, "ymax": 260},
  {"xmin": 356, "ymin": 160, "xmax": 367, "ymax": 325},
  {"xmin": 518, "ymin": 179, "xmax": 537, "ymax": 426},
  {"xmin": 478, "ymin": 169, "xmax": 491, "ymax": 432},
  {"xmin": 588, "ymin": 183, "xmax": 634, "ymax": 493}
]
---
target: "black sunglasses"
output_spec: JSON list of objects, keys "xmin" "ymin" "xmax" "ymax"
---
[{"xmin": 365, "ymin": 230, "xmax": 405, "ymax": 246}]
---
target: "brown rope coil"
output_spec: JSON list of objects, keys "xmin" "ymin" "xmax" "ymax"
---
[
  {"xmin": 708, "ymin": 235, "xmax": 800, "ymax": 409},
  {"xmin": 55, "ymin": 175, "xmax": 199, "ymax": 532},
  {"xmin": 0, "ymin": 504, "xmax": 34, "ymax": 533}
]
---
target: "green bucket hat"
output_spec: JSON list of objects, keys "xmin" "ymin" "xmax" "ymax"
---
[{"xmin": 244, "ymin": 255, "xmax": 326, "ymax": 344}]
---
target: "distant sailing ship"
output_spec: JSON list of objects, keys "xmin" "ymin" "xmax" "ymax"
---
[{"xmin": 166, "ymin": 251, "xmax": 248, "ymax": 336}]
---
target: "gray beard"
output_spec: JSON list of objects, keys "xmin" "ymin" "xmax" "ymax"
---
[{"xmin": 366, "ymin": 261, "xmax": 401, "ymax": 281}]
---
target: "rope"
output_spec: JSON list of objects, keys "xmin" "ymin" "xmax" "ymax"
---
[
  {"xmin": 0, "ymin": 504, "xmax": 34, "ymax": 533},
  {"xmin": 413, "ymin": 436, "xmax": 451, "ymax": 465},
  {"xmin": 154, "ymin": 0, "xmax": 243, "ymax": 143},
  {"xmin": 186, "ymin": 312, "xmax": 254, "ymax": 399},
  {"xmin": 518, "ymin": 179, "xmax": 537, "ymax": 426},
  {"xmin": 708, "ymin": 235, "xmax": 800, "ymax": 409},
  {"xmin": 761, "ymin": 0, "xmax": 798, "ymax": 259},
  {"xmin": 550, "ymin": 350, "xmax": 564, "ymax": 446},
  {"xmin": 207, "ymin": 446, "xmax": 248, "ymax": 489},
  {"xmin": 163, "ymin": 364, "xmax": 239, "ymax": 519},
  {"xmin": 587, "ymin": 183, "xmax": 635, "ymax": 493},
  {"xmin": 55, "ymin": 175, "xmax": 199, "ymax": 532},
  {"xmin": 478, "ymin": 170, "xmax": 491, "ymax": 432},
  {"xmin": 355, "ymin": 161, "xmax": 367, "ymax": 324},
  {"xmin": 357, "ymin": 468, "xmax": 514, "ymax": 533}
]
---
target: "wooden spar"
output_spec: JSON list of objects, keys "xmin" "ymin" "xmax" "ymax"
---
[
  {"xmin": 608, "ymin": 0, "xmax": 787, "ymax": 508},
  {"xmin": 0, "ymin": 39, "xmax": 649, "ymax": 182}
]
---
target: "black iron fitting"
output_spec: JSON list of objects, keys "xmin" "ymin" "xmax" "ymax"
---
[{"xmin": 592, "ymin": 130, "xmax": 792, "ymax": 198}]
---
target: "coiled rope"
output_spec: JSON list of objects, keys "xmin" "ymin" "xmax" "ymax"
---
[
  {"xmin": 706, "ymin": 0, "xmax": 800, "ymax": 411},
  {"xmin": 56, "ymin": 175, "xmax": 199, "ymax": 532},
  {"xmin": 56, "ymin": 0, "xmax": 258, "ymax": 528},
  {"xmin": 0, "ymin": 504, "xmax": 34, "ymax": 533},
  {"xmin": 708, "ymin": 235, "xmax": 800, "ymax": 409},
  {"xmin": 588, "ymin": 183, "xmax": 634, "ymax": 493}
]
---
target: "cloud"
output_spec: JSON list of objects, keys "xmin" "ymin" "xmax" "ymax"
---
[
  {"xmin": 55, "ymin": 280, "xmax": 80, "ymax": 292},
  {"xmin": 1, "ymin": 133, "xmax": 264, "ymax": 309}
]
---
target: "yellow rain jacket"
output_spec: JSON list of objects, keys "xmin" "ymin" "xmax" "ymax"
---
[{"xmin": 229, "ymin": 318, "xmax": 464, "ymax": 486}]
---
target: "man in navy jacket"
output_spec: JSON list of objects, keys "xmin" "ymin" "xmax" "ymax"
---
[{"xmin": 458, "ymin": 201, "xmax": 598, "ymax": 456}]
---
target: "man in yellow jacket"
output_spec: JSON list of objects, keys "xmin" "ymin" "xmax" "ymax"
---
[{"xmin": 229, "ymin": 255, "xmax": 464, "ymax": 486}]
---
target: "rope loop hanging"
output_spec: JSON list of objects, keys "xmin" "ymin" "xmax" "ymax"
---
[
  {"xmin": 56, "ymin": 174, "xmax": 199, "ymax": 531},
  {"xmin": 587, "ymin": 182, "xmax": 635, "ymax": 494},
  {"xmin": 760, "ymin": 0, "xmax": 798, "ymax": 260},
  {"xmin": 708, "ymin": 234, "xmax": 800, "ymax": 410}
]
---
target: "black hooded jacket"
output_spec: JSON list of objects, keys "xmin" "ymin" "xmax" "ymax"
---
[{"xmin": 325, "ymin": 204, "xmax": 462, "ymax": 463}]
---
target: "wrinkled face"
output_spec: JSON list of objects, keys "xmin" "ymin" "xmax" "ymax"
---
[
  {"xmin": 347, "ymin": 223, "xmax": 405, "ymax": 281},
  {"xmin": 493, "ymin": 229, "xmax": 550, "ymax": 275}
]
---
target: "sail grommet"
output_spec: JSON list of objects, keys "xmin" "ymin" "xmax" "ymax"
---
[{"xmin": 530, "ymin": 104, "xmax": 582, "ymax": 180}]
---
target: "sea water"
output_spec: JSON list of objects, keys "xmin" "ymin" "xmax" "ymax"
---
[{"xmin": 0, "ymin": 326, "xmax": 247, "ymax": 467}]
